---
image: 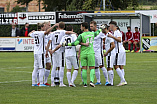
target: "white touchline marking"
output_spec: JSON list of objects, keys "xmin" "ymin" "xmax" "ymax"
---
[{"xmin": 0, "ymin": 80, "xmax": 31, "ymax": 84}]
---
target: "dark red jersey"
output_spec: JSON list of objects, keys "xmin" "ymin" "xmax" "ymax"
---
[
  {"xmin": 126, "ymin": 32, "xmax": 133, "ymax": 41},
  {"xmin": 133, "ymin": 32, "xmax": 140, "ymax": 41}
]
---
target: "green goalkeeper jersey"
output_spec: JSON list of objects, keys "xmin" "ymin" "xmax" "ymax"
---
[{"xmin": 68, "ymin": 29, "xmax": 102, "ymax": 55}]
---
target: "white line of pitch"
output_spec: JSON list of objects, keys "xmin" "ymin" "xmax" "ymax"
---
[{"xmin": 0, "ymin": 80, "xmax": 31, "ymax": 84}]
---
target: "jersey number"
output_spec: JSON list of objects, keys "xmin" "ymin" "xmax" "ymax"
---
[
  {"xmin": 55, "ymin": 35, "xmax": 58, "ymax": 43},
  {"xmin": 35, "ymin": 35, "xmax": 39, "ymax": 45},
  {"xmin": 86, "ymin": 37, "xmax": 93, "ymax": 47},
  {"xmin": 65, "ymin": 38, "xmax": 71, "ymax": 44}
]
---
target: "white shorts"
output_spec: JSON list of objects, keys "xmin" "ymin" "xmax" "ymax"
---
[
  {"xmin": 34, "ymin": 54, "xmax": 45, "ymax": 69},
  {"xmin": 95, "ymin": 52, "xmax": 104, "ymax": 67},
  {"xmin": 45, "ymin": 53, "xmax": 51, "ymax": 64},
  {"xmin": 106, "ymin": 55, "xmax": 115, "ymax": 68},
  {"xmin": 65, "ymin": 56, "xmax": 79, "ymax": 69},
  {"xmin": 114, "ymin": 52, "xmax": 126, "ymax": 65},
  {"xmin": 52, "ymin": 52, "xmax": 65, "ymax": 67}
]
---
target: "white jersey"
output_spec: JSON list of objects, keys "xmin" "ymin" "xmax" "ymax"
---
[
  {"xmin": 44, "ymin": 34, "xmax": 51, "ymax": 53},
  {"xmin": 49, "ymin": 30, "xmax": 66, "ymax": 52},
  {"xmin": 113, "ymin": 30, "xmax": 125, "ymax": 53},
  {"xmin": 93, "ymin": 32, "xmax": 106, "ymax": 53},
  {"xmin": 30, "ymin": 31, "xmax": 45, "ymax": 54},
  {"xmin": 105, "ymin": 32, "xmax": 116, "ymax": 56},
  {"xmin": 60, "ymin": 34, "xmax": 77, "ymax": 57}
]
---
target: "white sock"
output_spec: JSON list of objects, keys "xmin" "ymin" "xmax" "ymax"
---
[
  {"xmin": 66, "ymin": 72, "xmax": 71, "ymax": 85},
  {"xmin": 55, "ymin": 70, "xmax": 59, "ymax": 77},
  {"xmin": 101, "ymin": 67, "xmax": 108, "ymax": 82},
  {"xmin": 59, "ymin": 67, "xmax": 64, "ymax": 84},
  {"xmin": 121, "ymin": 69, "xmax": 125, "ymax": 76},
  {"xmin": 39, "ymin": 68, "xmax": 45, "ymax": 84},
  {"xmin": 32, "ymin": 67, "xmax": 38, "ymax": 84},
  {"xmin": 108, "ymin": 70, "xmax": 114, "ymax": 85},
  {"xmin": 37, "ymin": 70, "xmax": 39, "ymax": 84},
  {"xmin": 116, "ymin": 68, "xmax": 125, "ymax": 82},
  {"xmin": 81, "ymin": 71, "xmax": 83, "ymax": 82},
  {"xmin": 44, "ymin": 69, "xmax": 50, "ymax": 84},
  {"xmin": 95, "ymin": 68, "xmax": 100, "ymax": 83},
  {"xmin": 51, "ymin": 66, "xmax": 56, "ymax": 84},
  {"xmin": 71, "ymin": 70, "xmax": 78, "ymax": 84}
]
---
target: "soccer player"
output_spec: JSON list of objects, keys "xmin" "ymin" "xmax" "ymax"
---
[
  {"xmin": 123, "ymin": 26, "xmax": 133, "ymax": 52},
  {"xmin": 62, "ymin": 22, "xmax": 103, "ymax": 87},
  {"xmin": 46, "ymin": 22, "xmax": 75, "ymax": 87},
  {"xmin": 117, "ymin": 26, "xmax": 125, "ymax": 49},
  {"xmin": 49, "ymin": 25, "xmax": 79, "ymax": 87},
  {"xmin": 133, "ymin": 27, "xmax": 140, "ymax": 52},
  {"xmin": 103, "ymin": 24, "xmax": 115, "ymax": 86},
  {"xmin": 89, "ymin": 21, "xmax": 109, "ymax": 86},
  {"xmin": 29, "ymin": 23, "xmax": 57, "ymax": 87},
  {"xmin": 108, "ymin": 21, "xmax": 127, "ymax": 86}
]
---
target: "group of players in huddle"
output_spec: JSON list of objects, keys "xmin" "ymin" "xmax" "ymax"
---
[{"xmin": 29, "ymin": 20, "xmax": 128, "ymax": 87}]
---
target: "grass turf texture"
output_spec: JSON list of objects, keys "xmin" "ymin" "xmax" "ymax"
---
[{"xmin": 0, "ymin": 52, "xmax": 157, "ymax": 104}]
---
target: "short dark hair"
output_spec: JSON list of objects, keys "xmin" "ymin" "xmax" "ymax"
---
[
  {"xmin": 109, "ymin": 21, "xmax": 117, "ymax": 26},
  {"xmin": 127, "ymin": 26, "xmax": 131, "ymax": 29},
  {"xmin": 116, "ymin": 26, "xmax": 120, "ymax": 30},
  {"xmin": 66, "ymin": 25, "xmax": 73, "ymax": 31},
  {"xmin": 81, "ymin": 22, "xmax": 88, "ymax": 29},
  {"xmin": 25, "ymin": 22, "xmax": 29, "ymax": 25},
  {"xmin": 90, "ymin": 21, "xmax": 97, "ymax": 26},
  {"xmin": 135, "ymin": 27, "xmax": 138, "ymax": 29},
  {"xmin": 59, "ymin": 22, "xmax": 65, "ymax": 29}
]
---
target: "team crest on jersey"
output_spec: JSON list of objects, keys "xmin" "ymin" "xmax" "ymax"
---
[{"xmin": 142, "ymin": 38, "xmax": 150, "ymax": 50}]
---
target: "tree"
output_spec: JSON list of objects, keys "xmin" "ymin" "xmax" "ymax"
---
[
  {"xmin": 16, "ymin": 0, "xmax": 33, "ymax": 12},
  {"xmin": 11, "ymin": 5, "xmax": 26, "ymax": 13}
]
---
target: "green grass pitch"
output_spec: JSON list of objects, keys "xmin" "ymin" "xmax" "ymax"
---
[{"xmin": 0, "ymin": 52, "xmax": 157, "ymax": 104}]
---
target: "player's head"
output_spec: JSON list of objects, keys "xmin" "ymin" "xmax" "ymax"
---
[
  {"xmin": 11, "ymin": 23, "xmax": 16, "ymax": 29},
  {"xmin": 44, "ymin": 21, "xmax": 51, "ymax": 31},
  {"xmin": 66, "ymin": 25, "xmax": 73, "ymax": 31},
  {"xmin": 25, "ymin": 22, "xmax": 29, "ymax": 27},
  {"xmin": 55, "ymin": 26, "xmax": 59, "ymax": 30},
  {"xmin": 81, "ymin": 22, "xmax": 88, "ymax": 31},
  {"xmin": 59, "ymin": 22, "xmax": 65, "ymax": 29},
  {"xmin": 109, "ymin": 21, "xmax": 117, "ymax": 31},
  {"xmin": 90, "ymin": 21, "xmax": 97, "ymax": 31},
  {"xmin": 135, "ymin": 27, "xmax": 138, "ymax": 32},
  {"xmin": 102, "ymin": 24, "xmax": 109, "ymax": 34},
  {"xmin": 37, "ymin": 23, "xmax": 45, "ymax": 31},
  {"xmin": 127, "ymin": 26, "xmax": 131, "ymax": 32}
]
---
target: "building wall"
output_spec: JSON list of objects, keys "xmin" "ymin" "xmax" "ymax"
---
[{"xmin": 0, "ymin": 0, "xmax": 45, "ymax": 12}]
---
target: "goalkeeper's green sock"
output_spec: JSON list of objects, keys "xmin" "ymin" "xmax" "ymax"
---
[
  {"xmin": 90, "ymin": 69, "xmax": 95, "ymax": 83},
  {"xmin": 82, "ymin": 69, "xmax": 87, "ymax": 85}
]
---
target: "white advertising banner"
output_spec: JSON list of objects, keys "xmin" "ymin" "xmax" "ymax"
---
[
  {"xmin": 131, "ymin": 19, "xmax": 140, "ymax": 32},
  {"xmin": 18, "ymin": 12, "xmax": 56, "ymax": 25},
  {"xmin": 16, "ymin": 38, "xmax": 34, "ymax": 51},
  {"xmin": 113, "ymin": 19, "xmax": 130, "ymax": 32},
  {"xmin": 135, "ymin": 10, "xmax": 157, "ymax": 23},
  {"xmin": 0, "ymin": 38, "xmax": 16, "ymax": 51},
  {"xmin": 93, "ymin": 19, "xmax": 111, "ymax": 28}
]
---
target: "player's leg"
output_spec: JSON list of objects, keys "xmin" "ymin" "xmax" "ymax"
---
[
  {"xmin": 81, "ymin": 54, "xmax": 88, "ymax": 87},
  {"xmin": 94, "ymin": 53, "xmax": 101, "ymax": 85},
  {"xmin": 66, "ymin": 57, "xmax": 72, "ymax": 86},
  {"xmin": 79, "ymin": 61, "xmax": 84, "ymax": 85},
  {"xmin": 44, "ymin": 62, "xmax": 51, "ymax": 85},
  {"xmin": 119, "ymin": 52, "xmax": 126, "ymax": 77},
  {"xmin": 59, "ymin": 52, "xmax": 66, "ymax": 87},
  {"xmin": 51, "ymin": 53, "xmax": 57, "ymax": 87},
  {"xmin": 38, "ymin": 54, "xmax": 47, "ymax": 87},
  {"xmin": 88, "ymin": 53, "xmax": 96, "ymax": 87},
  {"xmin": 120, "ymin": 65, "xmax": 125, "ymax": 77},
  {"xmin": 128, "ymin": 41, "xmax": 132, "ymax": 52},
  {"xmin": 114, "ymin": 53, "xmax": 126, "ymax": 86},
  {"xmin": 132, "ymin": 41, "xmax": 137, "ymax": 52},
  {"xmin": 106, "ymin": 55, "xmax": 114, "ymax": 86},
  {"xmin": 32, "ymin": 54, "xmax": 38, "ymax": 86},
  {"xmin": 99, "ymin": 52, "xmax": 109, "ymax": 85},
  {"xmin": 70, "ymin": 56, "xmax": 79, "ymax": 87},
  {"xmin": 54, "ymin": 68, "xmax": 59, "ymax": 85}
]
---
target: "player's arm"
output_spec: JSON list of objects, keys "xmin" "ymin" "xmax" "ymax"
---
[
  {"xmin": 44, "ymin": 23, "xmax": 58, "ymax": 35},
  {"xmin": 107, "ymin": 34, "xmax": 121, "ymax": 42},
  {"xmin": 65, "ymin": 31, "xmax": 76, "ymax": 34},
  {"xmin": 45, "ymin": 40, "xmax": 52, "ymax": 57},
  {"xmin": 104, "ymin": 42, "xmax": 115, "ymax": 56},
  {"xmin": 49, "ymin": 44, "xmax": 62, "ymax": 55},
  {"xmin": 94, "ymin": 29, "xmax": 102, "ymax": 37},
  {"xmin": 28, "ymin": 30, "xmax": 35, "ymax": 37},
  {"xmin": 63, "ymin": 35, "xmax": 82, "ymax": 46},
  {"xmin": 78, "ymin": 46, "xmax": 81, "ymax": 59},
  {"xmin": 80, "ymin": 42, "xmax": 89, "ymax": 47}
]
